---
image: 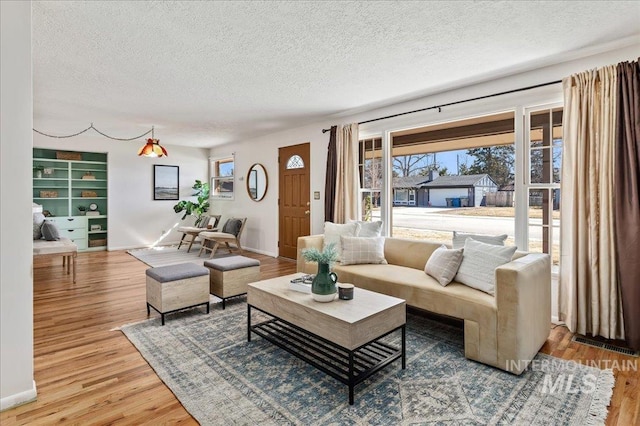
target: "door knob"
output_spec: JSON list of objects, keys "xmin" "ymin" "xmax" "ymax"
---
[
  {"xmin": 304, "ymin": 210, "xmax": 310, "ymax": 215},
  {"xmin": 306, "ymin": 201, "xmax": 310, "ymax": 206}
]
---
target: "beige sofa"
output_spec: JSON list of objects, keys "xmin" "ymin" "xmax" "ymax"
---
[{"xmin": 297, "ymin": 236, "xmax": 551, "ymax": 374}]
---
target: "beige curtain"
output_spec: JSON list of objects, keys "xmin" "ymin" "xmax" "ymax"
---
[
  {"xmin": 559, "ymin": 65, "xmax": 625, "ymax": 340},
  {"xmin": 334, "ymin": 123, "xmax": 360, "ymax": 223}
]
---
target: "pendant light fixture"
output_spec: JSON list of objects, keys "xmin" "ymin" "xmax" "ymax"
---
[{"xmin": 138, "ymin": 126, "xmax": 168, "ymax": 157}]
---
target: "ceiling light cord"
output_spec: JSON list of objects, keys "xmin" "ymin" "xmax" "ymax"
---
[{"xmin": 33, "ymin": 123, "xmax": 153, "ymax": 141}]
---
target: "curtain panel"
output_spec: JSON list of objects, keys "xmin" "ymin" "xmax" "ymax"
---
[
  {"xmin": 559, "ymin": 65, "xmax": 625, "ymax": 341},
  {"xmin": 333, "ymin": 123, "xmax": 360, "ymax": 223},
  {"xmin": 614, "ymin": 59, "xmax": 640, "ymax": 350},
  {"xmin": 324, "ymin": 126, "xmax": 337, "ymax": 223}
]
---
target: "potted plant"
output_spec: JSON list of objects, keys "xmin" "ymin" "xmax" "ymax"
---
[
  {"xmin": 34, "ymin": 165, "xmax": 44, "ymax": 178},
  {"xmin": 301, "ymin": 243, "xmax": 339, "ymax": 302},
  {"xmin": 173, "ymin": 179, "xmax": 210, "ymax": 227},
  {"xmin": 77, "ymin": 205, "xmax": 87, "ymax": 216}
]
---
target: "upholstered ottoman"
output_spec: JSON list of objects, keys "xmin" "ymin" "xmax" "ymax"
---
[
  {"xmin": 204, "ymin": 256, "xmax": 260, "ymax": 309},
  {"xmin": 145, "ymin": 263, "xmax": 210, "ymax": 325}
]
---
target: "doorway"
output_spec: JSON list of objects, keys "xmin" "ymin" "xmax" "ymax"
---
[{"xmin": 278, "ymin": 143, "xmax": 310, "ymax": 259}]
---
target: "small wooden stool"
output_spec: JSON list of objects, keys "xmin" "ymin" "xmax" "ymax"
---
[
  {"xmin": 204, "ymin": 256, "xmax": 260, "ymax": 309},
  {"xmin": 145, "ymin": 263, "xmax": 210, "ymax": 325}
]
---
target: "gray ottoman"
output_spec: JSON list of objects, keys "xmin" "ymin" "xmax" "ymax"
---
[
  {"xmin": 204, "ymin": 255, "xmax": 260, "ymax": 309},
  {"xmin": 146, "ymin": 263, "xmax": 210, "ymax": 325}
]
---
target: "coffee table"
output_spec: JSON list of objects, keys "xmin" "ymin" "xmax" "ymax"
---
[{"xmin": 247, "ymin": 273, "xmax": 406, "ymax": 405}]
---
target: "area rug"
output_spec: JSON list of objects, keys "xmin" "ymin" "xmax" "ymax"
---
[
  {"xmin": 127, "ymin": 245, "xmax": 233, "ymax": 267},
  {"xmin": 121, "ymin": 301, "xmax": 614, "ymax": 425}
]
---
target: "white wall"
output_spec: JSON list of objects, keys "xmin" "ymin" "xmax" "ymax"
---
[
  {"xmin": 1, "ymin": 0, "xmax": 37, "ymax": 410},
  {"xmin": 33, "ymin": 134, "xmax": 210, "ymax": 250}
]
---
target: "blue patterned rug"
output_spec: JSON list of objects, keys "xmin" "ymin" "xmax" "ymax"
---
[{"xmin": 121, "ymin": 298, "xmax": 614, "ymax": 425}]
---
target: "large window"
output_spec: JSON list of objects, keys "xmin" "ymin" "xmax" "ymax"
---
[
  {"xmin": 358, "ymin": 137, "xmax": 382, "ymax": 221},
  {"xmin": 357, "ymin": 107, "xmax": 562, "ymax": 267},
  {"xmin": 210, "ymin": 155, "xmax": 234, "ymax": 200}
]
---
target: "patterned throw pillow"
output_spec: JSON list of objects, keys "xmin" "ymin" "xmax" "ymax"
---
[
  {"xmin": 323, "ymin": 222, "xmax": 360, "ymax": 260},
  {"xmin": 452, "ymin": 231, "xmax": 508, "ymax": 249},
  {"xmin": 41, "ymin": 221, "xmax": 61, "ymax": 241},
  {"xmin": 454, "ymin": 238, "xmax": 517, "ymax": 295},
  {"xmin": 424, "ymin": 245, "xmax": 464, "ymax": 286},
  {"xmin": 340, "ymin": 236, "xmax": 387, "ymax": 266}
]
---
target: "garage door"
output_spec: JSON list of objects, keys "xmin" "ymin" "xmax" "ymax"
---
[{"xmin": 429, "ymin": 188, "xmax": 467, "ymax": 207}]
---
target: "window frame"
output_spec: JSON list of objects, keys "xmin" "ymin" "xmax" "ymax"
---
[{"xmin": 210, "ymin": 154, "xmax": 235, "ymax": 200}]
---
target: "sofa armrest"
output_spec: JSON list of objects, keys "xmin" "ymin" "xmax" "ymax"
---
[
  {"xmin": 296, "ymin": 235, "xmax": 324, "ymax": 273},
  {"xmin": 495, "ymin": 253, "xmax": 551, "ymax": 373}
]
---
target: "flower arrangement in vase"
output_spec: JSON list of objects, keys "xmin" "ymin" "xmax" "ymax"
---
[{"xmin": 301, "ymin": 243, "xmax": 339, "ymax": 302}]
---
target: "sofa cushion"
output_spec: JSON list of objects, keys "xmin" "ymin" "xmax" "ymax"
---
[
  {"xmin": 41, "ymin": 221, "xmax": 61, "ymax": 241},
  {"xmin": 324, "ymin": 222, "xmax": 360, "ymax": 260},
  {"xmin": 424, "ymin": 245, "xmax": 464, "ymax": 286},
  {"xmin": 349, "ymin": 220, "xmax": 383, "ymax": 237},
  {"xmin": 333, "ymin": 263, "xmax": 496, "ymax": 315},
  {"xmin": 452, "ymin": 232, "xmax": 508, "ymax": 249},
  {"xmin": 455, "ymin": 239, "xmax": 517, "ymax": 295},
  {"xmin": 33, "ymin": 213, "xmax": 45, "ymax": 240},
  {"xmin": 340, "ymin": 236, "xmax": 387, "ymax": 265}
]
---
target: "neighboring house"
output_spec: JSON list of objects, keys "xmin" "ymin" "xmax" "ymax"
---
[{"xmin": 393, "ymin": 173, "xmax": 499, "ymax": 207}]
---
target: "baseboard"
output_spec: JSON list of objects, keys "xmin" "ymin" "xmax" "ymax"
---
[
  {"xmin": 0, "ymin": 380, "xmax": 37, "ymax": 411},
  {"xmin": 242, "ymin": 247, "xmax": 278, "ymax": 258}
]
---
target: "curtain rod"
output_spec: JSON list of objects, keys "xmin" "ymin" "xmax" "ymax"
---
[{"xmin": 321, "ymin": 79, "xmax": 562, "ymax": 133}]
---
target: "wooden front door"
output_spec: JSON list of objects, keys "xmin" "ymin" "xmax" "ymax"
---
[{"xmin": 279, "ymin": 143, "xmax": 310, "ymax": 259}]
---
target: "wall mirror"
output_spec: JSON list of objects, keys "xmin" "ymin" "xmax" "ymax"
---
[{"xmin": 247, "ymin": 163, "xmax": 268, "ymax": 202}]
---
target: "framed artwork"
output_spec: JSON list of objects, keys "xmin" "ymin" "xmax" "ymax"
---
[{"xmin": 153, "ymin": 165, "xmax": 179, "ymax": 200}]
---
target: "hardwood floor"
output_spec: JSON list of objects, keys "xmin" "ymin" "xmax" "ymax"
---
[{"xmin": 1, "ymin": 250, "xmax": 638, "ymax": 424}]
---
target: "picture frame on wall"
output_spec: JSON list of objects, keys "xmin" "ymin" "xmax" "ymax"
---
[{"xmin": 153, "ymin": 165, "xmax": 179, "ymax": 200}]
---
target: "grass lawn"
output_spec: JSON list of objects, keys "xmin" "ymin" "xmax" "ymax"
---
[{"xmin": 438, "ymin": 206, "xmax": 560, "ymax": 219}]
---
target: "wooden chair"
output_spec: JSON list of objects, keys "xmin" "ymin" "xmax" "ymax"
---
[
  {"xmin": 198, "ymin": 218, "xmax": 247, "ymax": 258},
  {"xmin": 177, "ymin": 215, "xmax": 221, "ymax": 253}
]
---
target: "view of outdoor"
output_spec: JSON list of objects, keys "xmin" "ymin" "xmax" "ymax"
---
[{"xmin": 359, "ymin": 109, "xmax": 562, "ymax": 265}]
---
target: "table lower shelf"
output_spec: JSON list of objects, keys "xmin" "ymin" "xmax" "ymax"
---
[{"xmin": 248, "ymin": 305, "xmax": 405, "ymax": 404}]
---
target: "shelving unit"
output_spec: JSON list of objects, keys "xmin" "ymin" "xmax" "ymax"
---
[{"xmin": 33, "ymin": 148, "xmax": 108, "ymax": 251}]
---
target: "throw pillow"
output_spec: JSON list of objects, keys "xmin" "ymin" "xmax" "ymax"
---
[
  {"xmin": 340, "ymin": 236, "xmax": 387, "ymax": 266},
  {"xmin": 323, "ymin": 222, "xmax": 360, "ymax": 260},
  {"xmin": 349, "ymin": 220, "xmax": 383, "ymax": 237},
  {"xmin": 222, "ymin": 218, "xmax": 242, "ymax": 236},
  {"xmin": 454, "ymin": 238, "xmax": 517, "ymax": 295},
  {"xmin": 41, "ymin": 221, "xmax": 61, "ymax": 241},
  {"xmin": 452, "ymin": 231, "xmax": 508, "ymax": 249},
  {"xmin": 33, "ymin": 212, "xmax": 45, "ymax": 240},
  {"xmin": 424, "ymin": 245, "xmax": 464, "ymax": 286}
]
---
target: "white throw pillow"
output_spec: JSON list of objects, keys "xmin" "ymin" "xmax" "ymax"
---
[
  {"xmin": 340, "ymin": 236, "xmax": 387, "ymax": 266},
  {"xmin": 324, "ymin": 222, "xmax": 360, "ymax": 260},
  {"xmin": 349, "ymin": 220, "xmax": 383, "ymax": 237},
  {"xmin": 452, "ymin": 231, "xmax": 508, "ymax": 249},
  {"xmin": 454, "ymin": 238, "xmax": 517, "ymax": 295},
  {"xmin": 424, "ymin": 245, "xmax": 464, "ymax": 286}
]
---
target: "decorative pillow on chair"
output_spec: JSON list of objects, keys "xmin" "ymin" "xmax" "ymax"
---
[
  {"xmin": 340, "ymin": 236, "xmax": 387, "ymax": 266},
  {"xmin": 41, "ymin": 221, "xmax": 61, "ymax": 241},
  {"xmin": 452, "ymin": 231, "xmax": 508, "ymax": 249},
  {"xmin": 324, "ymin": 222, "xmax": 360, "ymax": 260},
  {"xmin": 222, "ymin": 218, "xmax": 242, "ymax": 236},
  {"xmin": 424, "ymin": 245, "xmax": 464, "ymax": 286},
  {"xmin": 349, "ymin": 220, "xmax": 383, "ymax": 237},
  {"xmin": 454, "ymin": 238, "xmax": 517, "ymax": 295}
]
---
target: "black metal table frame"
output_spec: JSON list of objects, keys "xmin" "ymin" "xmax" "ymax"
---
[{"xmin": 247, "ymin": 304, "xmax": 405, "ymax": 405}]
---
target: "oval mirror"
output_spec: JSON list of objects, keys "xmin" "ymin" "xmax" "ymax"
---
[{"xmin": 247, "ymin": 163, "xmax": 268, "ymax": 201}]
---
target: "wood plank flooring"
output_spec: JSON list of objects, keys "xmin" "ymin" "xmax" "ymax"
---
[{"xmin": 1, "ymin": 249, "xmax": 638, "ymax": 425}]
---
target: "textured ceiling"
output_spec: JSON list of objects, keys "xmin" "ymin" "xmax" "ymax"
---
[{"xmin": 32, "ymin": 1, "xmax": 640, "ymax": 148}]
